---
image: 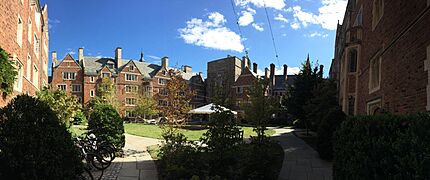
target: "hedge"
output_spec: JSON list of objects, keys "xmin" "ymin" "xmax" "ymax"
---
[{"xmin": 333, "ymin": 113, "xmax": 430, "ymax": 180}]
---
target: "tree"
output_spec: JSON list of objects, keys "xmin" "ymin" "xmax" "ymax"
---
[
  {"xmin": 283, "ymin": 55, "xmax": 323, "ymax": 134},
  {"xmin": 211, "ymin": 81, "xmax": 233, "ymax": 108},
  {"xmin": 135, "ymin": 93, "xmax": 159, "ymax": 119},
  {"xmin": 37, "ymin": 87, "xmax": 82, "ymax": 127},
  {"xmin": 159, "ymin": 69, "xmax": 194, "ymax": 126},
  {"xmin": 0, "ymin": 48, "xmax": 18, "ymax": 96},
  {"xmin": 96, "ymin": 77, "xmax": 119, "ymax": 110},
  {"xmin": 243, "ymin": 78, "xmax": 277, "ymax": 143}
]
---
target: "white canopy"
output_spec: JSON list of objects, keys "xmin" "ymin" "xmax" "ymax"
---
[{"xmin": 188, "ymin": 103, "xmax": 237, "ymax": 115}]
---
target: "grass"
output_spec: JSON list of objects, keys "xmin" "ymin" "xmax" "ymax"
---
[{"xmin": 124, "ymin": 123, "xmax": 275, "ymax": 141}]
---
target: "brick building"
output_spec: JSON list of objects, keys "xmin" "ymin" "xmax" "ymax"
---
[
  {"xmin": 51, "ymin": 47, "xmax": 205, "ymax": 118},
  {"xmin": 0, "ymin": 0, "xmax": 49, "ymax": 106},
  {"xmin": 330, "ymin": 0, "xmax": 430, "ymax": 115}
]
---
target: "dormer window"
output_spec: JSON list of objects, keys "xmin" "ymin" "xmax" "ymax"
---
[
  {"xmin": 130, "ymin": 65, "xmax": 134, "ymax": 71},
  {"xmin": 162, "ymin": 71, "xmax": 167, "ymax": 76}
]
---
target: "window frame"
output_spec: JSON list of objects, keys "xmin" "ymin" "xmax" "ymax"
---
[
  {"xmin": 33, "ymin": 65, "xmax": 38, "ymax": 87},
  {"xmin": 372, "ymin": 0, "xmax": 384, "ymax": 30},
  {"xmin": 17, "ymin": 15, "xmax": 23, "ymax": 47},
  {"xmin": 90, "ymin": 89, "xmax": 95, "ymax": 97},
  {"xmin": 63, "ymin": 72, "xmax": 76, "ymax": 80},
  {"xmin": 57, "ymin": 84, "xmax": 67, "ymax": 91},
  {"xmin": 158, "ymin": 78, "xmax": 167, "ymax": 85},
  {"xmin": 125, "ymin": 85, "xmax": 138, "ymax": 93},
  {"xmin": 71, "ymin": 84, "xmax": 82, "ymax": 92},
  {"xmin": 125, "ymin": 74, "xmax": 137, "ymax": 81},
  {"xmin": 125, "ymin": 98, "xmax": 137, "ymax": 106},
  {"xmin": 369, "ymin": 57, "xmax": 382, "ymax": 93},
  {"xmin": 102, "ymin": 72, "xmax": 110, "ymax": 78},
  {"xmin": 13, "ymin": 58, "xmax": 24, "ymax": 92}
]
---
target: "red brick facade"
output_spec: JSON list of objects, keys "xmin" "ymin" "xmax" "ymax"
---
[
  {"xmin": 0, "ymin": 0, "xmax": 49, "ymax": 106},
  {"xmin": 331, "ymin": 0, "xmax": 430, "ymax": 115}
]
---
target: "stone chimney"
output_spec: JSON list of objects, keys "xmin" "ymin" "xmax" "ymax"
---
[
  {"xmin": 265, "ymin": 67, "xmax": 269, "ymax": 78},
  {"xmin": 161, "ymin": 56, "xmax": 168, "ymax": 69},
  {"xmin": 183, "ymin": 65, "xmax": 192, "ymax": 73},
  {"xmin": 140, "ymin": 51, "xmax": 144, "ymax": 62},
  {"xmin": 52, "ymin": 51, "xmax": 57, "ymax": 67},
  {"xmin": 78, "ymin": 48, "xmax": 84, "ymax": 65},
  {"xmin": 253, "ymin": 63, "xmax": 258, "ymax": 74},
  {"xmin": 115, "ymin": 47, "xmax": 122, "ymax": 68},
  {"xmin": 270, "ymin": 63, "xmax": 275, "ymax": 86},
  {"xmin": 241, "ymin": 56, "xmax": 249, "ymax": 70}
]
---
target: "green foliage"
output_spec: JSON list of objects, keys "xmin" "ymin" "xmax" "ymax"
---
[
  {"xmin": 96, "ymin": 77, "xmax": 119, "ymax": 110},
  {"xmin": 305, "ymin": 79, "xmax": 339, "ymax": 131},
  {"xmin": 0, "ymin": 95, "xmax": 82, "ymax": 179},
  {"xmin": 88, "ymin": 103, "xmax": 125, "ymax": 149},
  {"xmin": 72, "ymin": 111, "xmax": 87, "ymax": 125},
  {"xmin": 37, "ymin": 87, "xmax": 82, "ymax": 127},
  {"xmin": 316, "ymin": 107, "xmax": 345, "ymax": 160},
  {"xmin": 135, "ymin": 93, "xmax": 159, "ymax": 119},
  {"xmin": 333, "ymin": 114, "xmax": 430, "ymax": 180},
  {"xmin": 0, "ymin": 48, "xmax": 18, "ymax": 96},
  {"xmin": 283, "ymin": 56, "xmax": 323, "ymax": 132}
]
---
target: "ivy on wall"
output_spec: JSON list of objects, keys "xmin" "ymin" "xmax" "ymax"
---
[{"xmin": 0, "ymin": 48, "xmax": 18, "ymax": 96}]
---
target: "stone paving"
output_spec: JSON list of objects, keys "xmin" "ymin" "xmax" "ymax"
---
[
  {"xmin": 270, "ymin": 127, "xmax": 333, "ymax": 180},
  {"xmin": 89, "ymin": 134, "xmax": 162, "ymax": 180}
]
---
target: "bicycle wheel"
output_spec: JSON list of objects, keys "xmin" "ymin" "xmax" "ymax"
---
[
  {"xmin": 97, "ymin": 146, "xmax": 114, "ymax": 163},
  {"xmin": 88, "ymin": 153, "xmax": 111, "ymax": 170}
]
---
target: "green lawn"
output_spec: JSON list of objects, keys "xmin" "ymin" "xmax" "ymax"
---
[{"xmin": 124, "ymin": 123, "xmax": 275, "ymax": 141}]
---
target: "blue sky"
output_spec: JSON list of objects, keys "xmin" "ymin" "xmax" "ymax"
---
[{"xmin": 41, "ymin": 0, "xmax": 347, "ymax": 77}]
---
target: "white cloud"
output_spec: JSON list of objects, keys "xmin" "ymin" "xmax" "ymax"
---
[
  {"xmin": 282, "ymin": 33, "xmax": 287, "ymax": 37},
  {"xmin": 252, "ymin": 23, "xmax": 264, "ymax": 31},
  {"xmin": 257, "ymin": 66, "xmax": 300, "ymax": 76},
  {"xmin": 274, "ymin": 13, "xmax": 289, "ymax": 23},
  {"xmin": 238, "ymin": 11, "xmax": 255, "ymax": 26},
  {"xmin": 235, "ymin": 0, "xmax": 286, "ymax": 10},
  {"xmin": 305, "ymin": 32, "xmax": 329, "ymax": 38},
  {"xmin": 290, "ymin": 0, "xmax": 347, "ymax": 30},
  {"xmin": 179, "ymin": 12, "xmax": 244, "ymax": 52},
  {"xmin": 147, "ymin": 55, "xmax": 162, "ymax": 60},
  {"xmin": 290, "ymin": 20, "xmax": 301, "ymax": 30}
]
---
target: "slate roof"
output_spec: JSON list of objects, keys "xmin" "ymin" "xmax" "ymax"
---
[{"xmin": 273, "ymin": 75, "xmax": 297, "ymax": 90}]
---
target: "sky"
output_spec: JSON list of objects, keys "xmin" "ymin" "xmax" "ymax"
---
[{"xmin": 40, "ymin": 0, "xmax": 347, "ymax": 77}]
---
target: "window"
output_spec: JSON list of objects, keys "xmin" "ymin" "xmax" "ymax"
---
[
  {"xmin": 349, "ymin": 49, "xmax": 358, "ymax": 72},
  {"xmin": 372, "ymin": 0, "xmax": 384, "ymax": 29},
  {"xmin": 90, "ymin": 76, "xmax": 95, "ymax": 83},
  {"xmin": 33, "ymin": 65, "xmax": 38, "ymax": 87},
  {"xmin": 237, "ymin": 87, "xmax": 243, "ymax": 94},
  {"xmin": 102, "ymin": 73, "xmax": 110, "ymax": 78},
  {"xmin": 26, "ymin": 55, "xmax": 31, "ymax": 78},
  {"xmin": 72, "ymin": 84, "xmax": 81, "ymax": 92},
  {"xmin": 355, "ymin": 7, "xmax": 363, "ymax": 26},
  {"xmin": 158, "ymin": 100, "xmax": 168, "ymax": 107},
  {"xmin": 13, "ymin": 59, "xmax": 23, "ymax": 92},
  {"xmin": 162, "ymin": 71, "xmax": 167, "ymax": 76},
  {"xmin": 158, "ymin": 78, "xmax": 167, "ymax": 85},
  {"xmin": 34, "ymin": 34, "xmax": 39, "ymax": 56},
  {"xmin": 125, "ymin": 74, "xmax": 137, "ymax": 81},
  {"xmin": 367, "ymin": 99, "xmax": 382, "ymax": 115},
  {"xmin": 369, "ymin": 57, "xmax": 381, "ymax": 93},
  {"xmin": 125, "ymin": 85, "xmax": 138, "ymax": 93},
  {"xmin": 159, "ymin": 88, "xmax": 168, "ymax": 96},
  {"xmin": 63, "ymin": 72, "xmax": 76, "ymax": 80},
  {"xmin": 125, "ymin": 111, "xmax": 137, "ymax": 118},
  {"xmin": 90, "ymin": 89, "xmax": 95, "ymax": 97},
  {"xmin": 17, "ymin": 15, "xmax": 23, "ymax": 46},
  {"xmin": 129, "ymin": 65, "xmax": 134, "ymax": 71},
  {"xmin": 125, "ymin": 98, "xmax": 137, "ymax": 106},
  {"xmin": 58, "ymin": 84, "xmax": 66, "ymax": 91},
  {"xmin": 28, "ymin": 18, "xmax": 32, "ymax": 43}
]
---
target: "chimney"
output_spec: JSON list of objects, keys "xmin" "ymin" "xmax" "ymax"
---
[
  {"xmin": 242, "ymin": 56, "xmax": 249, "ymax": 70},
  {"xmin": 270, "ymin": 63, "xmax": 275, "ymax": 86},
  {"xmin": 183, "ymin": 65, "xmax": 192, "ymax": 73},
  {"xmin": 319, "ymin": 65, "xmax": 324, "ymax": 77},
  {"xmin": 253, "ymin": 63, "xmax": 258, "ymax": 74},
  {"xmin": 140, "ymin": 51, "xmax": 144, "ymax": 62},
  {"xmin": 265, "ymin": 67, "xmax": 269, "ymax": 78},
  {"xmin": 78, "ymin": 48, "xmax": 84, "ymax": 65},
  {"xmin": 52, "ymin": 51, "xmax": 57, "ymax": 67},
  {"xmin": 115, "ymin": 47, "xmax": 122, "ymax": 68},
  {"xmin": 161, "ymin": 56, "xmax": 168, "ymax": 69},
  {"xmin": 283, "ymin": 64, "xmax": 288, "ymax": 76}
]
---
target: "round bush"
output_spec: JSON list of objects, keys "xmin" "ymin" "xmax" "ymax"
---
[
  {"xmin": 88, "ymin": 103, "xmax": 125, "ymax": 150},
  {"xmin": 0, "ymin": 95, "xmax": 83, "ymax": 179},
  {"xmin": 316, "ymin": 107, "xmax": 345, "ymax": 160}
]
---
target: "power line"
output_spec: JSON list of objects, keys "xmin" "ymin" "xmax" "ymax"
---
[
  {"xmin": 262, "ymin": 0, "xmax": 280, "ymax": 66},
  {"xmin": 229, "ymin": 0, "xmax": 249, "ymax": 56}
]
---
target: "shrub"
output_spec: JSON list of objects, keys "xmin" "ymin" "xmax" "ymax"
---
[
  {"xmin": 0, "ymin": 95, "xmax": 82, "ymax": 179},
  {"xmin": 73, "ymin": 111, "xmax": 87, "ymax": 125},
  {"xmin": 316, "ymin": 107, "xmax": 345, "ymax": 160},
  {"xmin": 0, "ymin": 48, "xmax": 17, "ymax": 96},
  {"xmin": 88, "ymin": 103, "xmax": 125, "ymax": 150},
  {"xmin": 333, "ymin": 113, "xmax": 430, "ymax": 180}
]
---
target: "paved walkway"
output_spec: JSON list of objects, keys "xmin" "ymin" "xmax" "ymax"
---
[
  {"xmin": 92, "ymin": 134, "xmax": 162, "ymax": 180},
  {"xmin": 270, "ymin": 127, "xmax": 333, "ymax": 180}
]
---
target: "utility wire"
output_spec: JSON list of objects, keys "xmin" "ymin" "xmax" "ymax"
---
[
  {"xmin": 229, "ymin": 0, "xmax": 249, "ymax": 56},
  {"xmin": 262, "ymin": 0, "xmax": 280, "ymax": 66}
]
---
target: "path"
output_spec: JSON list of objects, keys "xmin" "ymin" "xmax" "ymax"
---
[{"xmin": 270, "ymin": 127, "xmax": 333, "ymax": 180}]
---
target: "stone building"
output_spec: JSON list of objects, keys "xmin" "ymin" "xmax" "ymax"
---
[
  {"xmin": 51, "ymin": 47, "xmax": 205, "ymax": 118},
  {"xmin": 330, "ymin": 0, "xmax": 430, "ymax": 115},
  {"xmin": 0, "ymin": 0, "xmax": 49, "ymax": 106}
]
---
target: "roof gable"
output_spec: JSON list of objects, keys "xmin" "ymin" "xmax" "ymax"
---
[{"xmin": 54, "ymin": 53, "xmax": 82, "ymax": 69}]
